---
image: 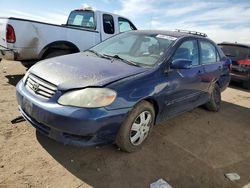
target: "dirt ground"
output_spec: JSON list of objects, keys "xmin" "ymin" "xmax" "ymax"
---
[{"xmin": 0, "ymin": 59, "xmax": 250, "ymax": 188}]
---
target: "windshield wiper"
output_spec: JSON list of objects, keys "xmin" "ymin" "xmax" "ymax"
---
[
  {"xmin": 103, "ymin": 54, "xmax": 141, "ymax": 67},
  {"xmin": 86, "ymin": 50, "xmax": 111, "ymax": 60}
]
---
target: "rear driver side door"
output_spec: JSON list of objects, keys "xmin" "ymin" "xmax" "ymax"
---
[{"xmin": 199, "ymin": 40, "xmax": 222, "ymax": 92}]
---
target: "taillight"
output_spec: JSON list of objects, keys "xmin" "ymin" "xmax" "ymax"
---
[
  {"xmin": 237, "ymin": 59, "xmax": 250, "ymax": 66},
  {"xmin": 6, "ymin": 24, "xmax": 16, "ymax": 43}
]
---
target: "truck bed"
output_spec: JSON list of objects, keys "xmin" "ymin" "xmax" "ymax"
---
[{"xmin": 0, "ymin": 17, "xmax": 101, "ymax": 60}]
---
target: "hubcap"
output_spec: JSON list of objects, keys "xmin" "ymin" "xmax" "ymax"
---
[{"xmin": 130, "ymin": 111, "xmax": 152, "ymax": 146}]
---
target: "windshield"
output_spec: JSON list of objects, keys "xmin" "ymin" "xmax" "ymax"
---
[
  {"xmin": 67, "ymin": 10, "xmax": 95, "ymax": 29},
  {"xmin": 219, "ymin": 44, "xmax": 250, "ymax": 61},
  {"xmin": 90, "ymin": 32, "xmax": 175, "ymax": 66}
]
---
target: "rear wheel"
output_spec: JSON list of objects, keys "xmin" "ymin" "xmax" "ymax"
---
[
  {"xmin": 116, "ymin": 101, "xmax": 155, "ymax": 152},
  {"xmin": 205, "ymin": 83, "xmax": 221, "ymax": 112}
]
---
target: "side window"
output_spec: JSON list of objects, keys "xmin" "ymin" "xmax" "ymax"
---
[
  {"xmin": 118, "ymin": 17, "xmax": 136, "ymax": 32},
  {"xmin": 200, "ymin": 41, "xmax": 216, "ymax": 64},
  {"xmin": 172, "ymin": 40, "xmax": 199, "ymax": 66},
  {"xmin": 103, "ymin": 14, "xmax": 114, "ymax": 34}
]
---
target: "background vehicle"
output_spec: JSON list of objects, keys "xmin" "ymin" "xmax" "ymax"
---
[
  {"xmin": 16, "ymin": 30, "xmax": 231, "ymax": 152},
  {"xmin": 218, "ymin": 42, "xmax": 250, "ymax": 89},
  {"xmin": 0, "ymin": 8, "xmax": 136, "ymax": 65}
]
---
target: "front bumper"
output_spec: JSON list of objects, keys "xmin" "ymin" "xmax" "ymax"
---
[{"xmin": 16, "ymin": 81, "xmax": 130, "ymax": 146}]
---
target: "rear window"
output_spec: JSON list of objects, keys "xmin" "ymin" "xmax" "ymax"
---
[
  {"xmin": 67, "ymin": 10, "xmax": 95, "ymax": 29},
  {"xmin": 219, "ymin": 44, "xmax": 250, "ymax": 60}
]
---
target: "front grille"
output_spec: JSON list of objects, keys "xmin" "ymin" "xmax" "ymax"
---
[{"xmin": 25, "ymin": 74, "xmax": 57, "ymax": 99}]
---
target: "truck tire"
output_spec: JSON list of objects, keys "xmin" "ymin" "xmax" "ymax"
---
[
  {"xmin": 116, "ymin": 101, "xmax": 155, "ymax": 152},
  {"xmin": 43, "ymin": 50, "xmax": 71, "ymax": 59},
  {"xmin": 21, "ymin": 60, "xmax": 36, "ymax": 69},
  {"xmin": 205, "ymin": 83, "xmax": 221, "ymax": 112}
]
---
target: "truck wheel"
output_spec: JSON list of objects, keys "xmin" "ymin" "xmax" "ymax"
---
[
  {"xmin": 116, "ymin": 101, "xmax": 155, "ymax": 152},
  {"xmin": 205, "ymin": 83, "xmax": 221, "ymax": 112},
  {"xmin": 44, "ymin": 50, "xmax": 71, "ymax": 59},
  {"xmin": 243, "ymin": 80, "xmax": 250, "ymax": 90}
]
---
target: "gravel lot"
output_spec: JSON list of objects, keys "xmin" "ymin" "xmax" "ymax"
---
[{"xmin": 0, "ymin": 59, "xmax": 250, "ymax": 188}]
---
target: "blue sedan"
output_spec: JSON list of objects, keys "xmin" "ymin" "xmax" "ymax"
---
[{"xmin": 16, "ymin": 30, "xmax": 231, "ymax": 152}]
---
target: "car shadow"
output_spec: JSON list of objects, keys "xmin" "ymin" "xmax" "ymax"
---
[
  {"xmin": 36, "ymin": 101, "xmax": 250, "ymax": 188},
  {"xmin": 5, "ymin": 74, "xmax": 24, "ymax": 86},
  {"xmin": 229, "ymin": 81, "xmax": 249, "ymax": 92}
]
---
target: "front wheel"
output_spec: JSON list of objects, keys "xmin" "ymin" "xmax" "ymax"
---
[
  {"xmin": 205, "ymin": 83, "xmax": 221, "ymax": 112},
  {"xmin": 116, "ymin": 101, "xmax": 155, "ymax": 152}
]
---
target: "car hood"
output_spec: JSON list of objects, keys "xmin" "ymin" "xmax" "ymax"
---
[{"xmin": 30, "ymin": 52, "xmax": 148, "ymax": 90}]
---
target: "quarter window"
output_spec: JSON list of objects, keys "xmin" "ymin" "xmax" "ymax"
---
[
  {"xmin": 216, "ymin": 51, "xmax": 220, "ymax": 62},
  {"xmin": 200, "ymin": 41, "xmax": 216, "ymax": 64},
  {"xmin": 103, "ymin": 14, "xmax": 114, "ymax": 34},
  {"xmin": 172, "ymin": 40, "xmax": 199, "ymax": 66},
  {"xmin": 118, "ymin": 17, "xmax": 136, "ymax": 32}
]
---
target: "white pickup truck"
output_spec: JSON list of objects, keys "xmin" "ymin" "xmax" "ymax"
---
[{"xmin": 0, "ymin": 8, "xmax": 136, "ymax": 64}]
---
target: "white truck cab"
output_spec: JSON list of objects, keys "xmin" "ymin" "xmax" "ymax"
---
[{"xmin": 0, "ymin": 8, "xmax": 136, "ymax": 64}]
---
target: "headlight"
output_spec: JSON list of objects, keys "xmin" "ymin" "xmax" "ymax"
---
[
  {"xmin": 58, "ymin": 88, "xmax": 117, "ymax": 108},
  {"xmin": 23, "ymin": 69, "xmax": 30, "ymax": 83}
]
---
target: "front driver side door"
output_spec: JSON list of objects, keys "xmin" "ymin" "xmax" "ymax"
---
[{"xmin": 161, "ymin": 39, "xmax": 206, "ymax": 119}]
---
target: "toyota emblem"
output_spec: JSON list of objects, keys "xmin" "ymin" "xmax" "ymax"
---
[{"xmin": 32, "ymin": 83, "xmax": 39, "ymax": 92}]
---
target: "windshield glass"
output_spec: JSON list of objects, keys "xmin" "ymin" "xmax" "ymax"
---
[
  {"xmin": 219, "ymin": 44, "xmax": 250, "ymax": 61},
  {"xmin": 67, "ymin": 10, "xmax": 95, "ymax": 29},
  {"xmin": 90, "ymin": 32, "xmax": 175, "ymax": 66}
]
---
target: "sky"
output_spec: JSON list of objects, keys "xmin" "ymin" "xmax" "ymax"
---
[{"xmin": 0, "ymin": 0, "xmax": 249, "ymax": 43}]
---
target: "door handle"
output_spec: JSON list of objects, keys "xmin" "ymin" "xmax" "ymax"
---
[{"xmin": 197, "ymin": 70, "xmax": 202, "ymax": 75}]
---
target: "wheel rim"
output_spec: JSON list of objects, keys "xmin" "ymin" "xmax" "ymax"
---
[{"xmin": 130, "ymin": 111, "xmax": 152, "ymax": 146}]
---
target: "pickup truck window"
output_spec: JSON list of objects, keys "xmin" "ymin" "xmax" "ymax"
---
[
  {"xmin": 67, "ymin": 11, "xmax": 95, "ymax": 29},
  {"xmin": 103, "ymin": 14, "xmax": 115, "ymax": 34},
  {"xmin": 118, "ymin": 17, "xmax": 136, "ymax": 32}
]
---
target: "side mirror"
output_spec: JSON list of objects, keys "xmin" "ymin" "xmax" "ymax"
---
[{"xmin": 170, "ymin": 59, "xmax": 192, "ymax": 69}]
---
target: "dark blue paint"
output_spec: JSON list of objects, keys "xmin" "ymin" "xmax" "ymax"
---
[{"xmin": 16, "ymin": 31, "xmax": 231, "ymax": 146}]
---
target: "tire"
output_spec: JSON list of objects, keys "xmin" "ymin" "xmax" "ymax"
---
[
  {"xmin": 205, "ymin": 83, "xmax": 221, "ymax": 112},
  {"xmin": 116, "ymin": 101, "xmax": 155, "ymax": 152},
  {"xmin": 44, "ymin": 50, "xmax": 71, "ymax": 59},
  {"xmin": 243, "ymin": 80, "xmax": 250, "ymax": 90},
  {"xmin": 21, "ymin": 60, "xmax": 37, "ymax": 69}
]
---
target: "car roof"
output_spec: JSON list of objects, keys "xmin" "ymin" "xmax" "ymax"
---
[
  {"xmin": 129, "ymin": 30, "xmax": 208, "ymax": 39},
  {"xmin": 218, "ymin": 42, "xmax": 250, "ymax": 48}
]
